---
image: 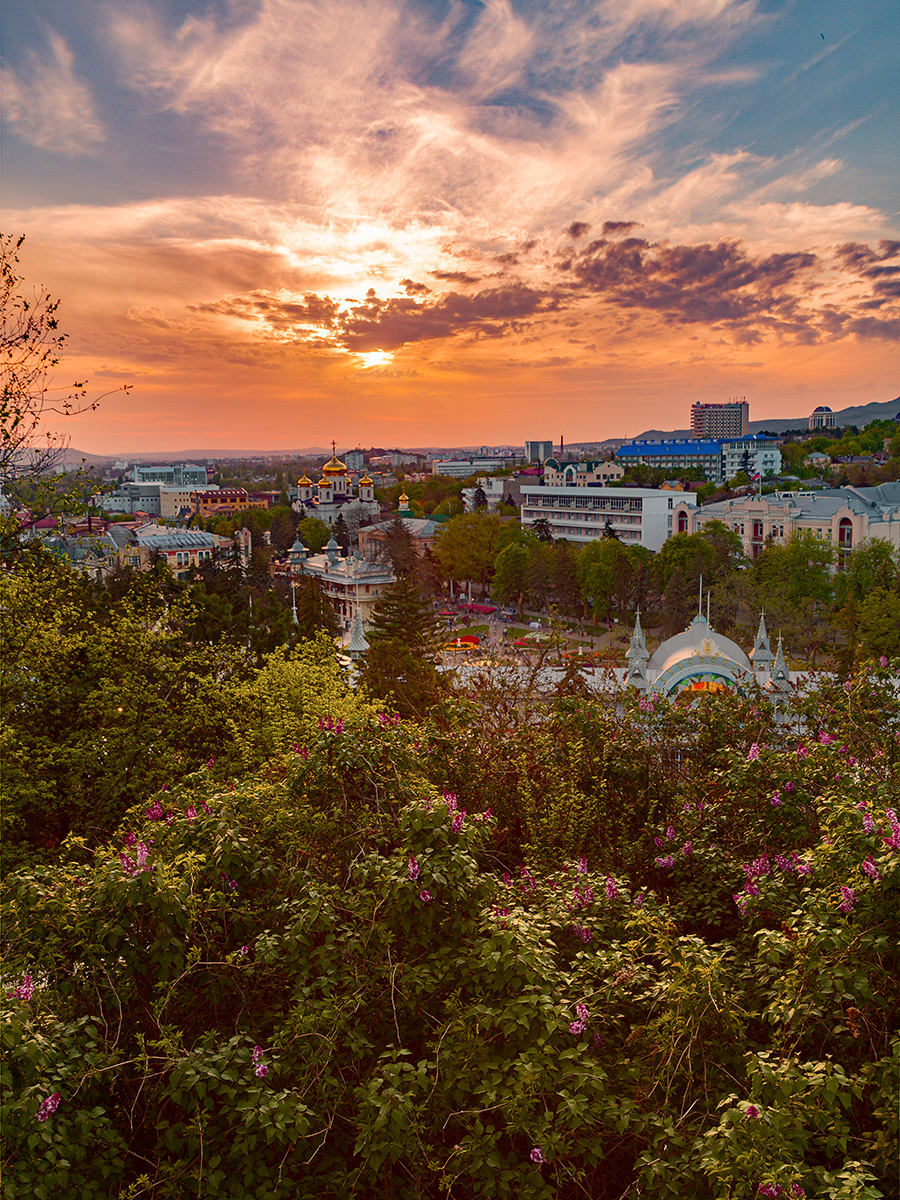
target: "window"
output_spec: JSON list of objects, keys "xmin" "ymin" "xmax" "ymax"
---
[{"xmin": 677, "ymin": 512, "xmax": 688, "ymax": 534}]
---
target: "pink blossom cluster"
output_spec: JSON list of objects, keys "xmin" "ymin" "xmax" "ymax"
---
[
  {"xmin": 120, "ymin": 842, "xmax": 152, "ymax": 878},
  {"xmin": 7, "ymin": 974, "xmax": 34, "ymax": 1001},
  {"xmin": 251, "ymin": 1045, "xmax": 268, "ymax": 1078},
  {"xmin": 318, "ymin": 716, "xmax": 344, "ymax": 733},
  {"xmin": 35, "ymin": 1092, "xmax": 61, "ymax": 1121}
]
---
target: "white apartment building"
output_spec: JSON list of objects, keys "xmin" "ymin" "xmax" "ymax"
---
[
  {"xmin": 721, "ymin": 436, "xmax": 782, "ymax": 480},
  {"xmin": 520, "ymin": 486, "xmax": 696, "ymax": 550},
  {"xmin": 431, "ymin": 458, "xmax": 518, "ymax": 478}
]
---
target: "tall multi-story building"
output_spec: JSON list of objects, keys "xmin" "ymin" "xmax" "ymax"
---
[
  {"xmin": 343, "ymin": 450, "xmax": 366, "ymax": 471},
  {"xmin": 690, "ymin": 400, "xmax": 749, "ymax": 439},
  {"xmin": 525, "ymin": 440, "xmax": 554, "ymax": 463}
]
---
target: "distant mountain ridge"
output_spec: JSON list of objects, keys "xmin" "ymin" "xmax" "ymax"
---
[
  {"xmin": 58, "ymin": 397, "xmax": 900, "ymax": 466},
  {"xmin": 635, "ymin": 397, "xmax": 900, "ymax": 441}
]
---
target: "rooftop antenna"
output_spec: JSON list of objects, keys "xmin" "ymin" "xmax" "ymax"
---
[
  {"xmin": 707, "ymin": 589, "xmax": 710, "ymax": 625},
  {"xmin": 698, "ymin": 575, "xmax": 703, "ymax": 620}
]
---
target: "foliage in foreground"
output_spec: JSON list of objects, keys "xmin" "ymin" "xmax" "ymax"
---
[{"xmin": 2, "ymin": 674, "xmax": 899, "ymax": 1200}]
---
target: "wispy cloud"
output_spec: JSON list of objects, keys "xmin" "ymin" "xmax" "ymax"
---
[{"xmin": 1, "ymin": 27, "xmax": 106, "ymax": 155}]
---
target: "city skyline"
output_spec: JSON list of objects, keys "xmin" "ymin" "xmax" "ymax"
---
[{"xmin": 3, "ymin": 0, "xmax": 898, "ymax": 455}]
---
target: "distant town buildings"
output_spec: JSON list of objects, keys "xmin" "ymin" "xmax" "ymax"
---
[
  {"xmin": 343, "ymin": 450, "xmax": 366, "ymax": 471},
  {"xmin": 690, "ymin": 399, "xmax": 749, "ymax": 439},
  {"xmin": 542, "ymin": 458, "xmax": 625, "ymax": 487}
]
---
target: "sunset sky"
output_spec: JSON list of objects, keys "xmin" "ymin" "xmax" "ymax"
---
[{"xmin": 2, "ymin": 0, "xmax": 898, "ymax": 454}]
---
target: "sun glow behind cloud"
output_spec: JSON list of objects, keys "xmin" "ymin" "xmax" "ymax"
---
[
  {"xmin": 1, "ymin": 0, "xmax": 897, "ymax": 452},
  {"xmin": 355, "ymin": 350, "xmax": 395, "ymax": 368}
]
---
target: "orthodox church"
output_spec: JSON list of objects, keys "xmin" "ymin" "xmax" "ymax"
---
[{"xmin": 290, "ymin": 446, "xmax": 381, "ymax": 528}]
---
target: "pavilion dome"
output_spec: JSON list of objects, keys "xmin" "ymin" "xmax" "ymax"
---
[{"xmin": 645, "ymin": 614, "xmax": 752, "ymax": 695}]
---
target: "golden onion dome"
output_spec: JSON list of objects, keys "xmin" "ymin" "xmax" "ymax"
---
[
  {"xmin": 359, "ymin": 473, "xmax": 373, "ymax": 486},
  {"xmin": 398, "ymin": 490, "xmax": 409, "ymax": 505},
  {"xmin": 298, "ymin": 473, "xmax": 312, "ymax": 486},
  {"xmin": 322, "ymin": 453, "xmax": 347, "ymax": 475},
  {"xmin": 318, "ymin": 476, "xmax": 331, "ymax": 488}
]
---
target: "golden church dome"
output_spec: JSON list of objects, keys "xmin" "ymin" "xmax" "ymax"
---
[
  {"xmin": 298, "ymin": 473, "xmax": 312, "ymax": 487},
  {"xmin": 322, "ymin": 453, "xmax": 347, "ymax": 476},
  {"xmin": 359, "ymin": 473, "xmax": 373, "ymax": 486}
]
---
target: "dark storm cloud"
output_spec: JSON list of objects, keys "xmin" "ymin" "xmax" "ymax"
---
[
  {"xmin": 836, "ymin": 240, "xmax": 900, "ymax": 306},
  {"xmin": 564, "ymin": 235, "xmax": 818, "ymax": 326},
  {"xmin": 190, "ymin": 290, "xmax": 340, "ymax": 328},
  {"xmin": 337, "ymin": 284, "xmax": 557, "ymax": 351},
  {"xmin": 429, "ymin": 269, "xmax": 482, "ymax": 284}
]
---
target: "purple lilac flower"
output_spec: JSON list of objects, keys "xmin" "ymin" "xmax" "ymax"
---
[
  {"xmin": 770, "ymin": 791, "xmax": 782, "ymax": 807},
  {"xmin": 796, "ymin": 746, "xmax": 809, "ymax": 759},
  {"xmin": 654, "ymin": 836, "xmax": 664, "ymax": 847},
  {"xmin": 682, "ymin": 842, "xmax": 693, "ymax": 856},
  {"xmin": 35, "ymin": 1093, "xmax": 61, "ymax": 1122},
  {"xmin": 577, "ymin": 856, "xmax": 587, "ymax": 874},
  {"xmin": 185, "ymin": 806, "xmax": 197, "ymax": 822},
  {"xmin": 605, "ymin": 874, "xmax": 618, "ymax": 900},
  {"xmin": 569, "ymin": 1020, "xmax": 586, "ymax": 1035},
  {"xmin": 8, "ymin": 974, "xmax": 34, "ymax": 1001},
  {"xmin": 839, "ymin": 886, "xmax": 857, "ymax": 913},
  {"xmin": 123, "ymin": 832, "xmax": 136, "ymax": 847},
  {"xmin": 451, "ymin": 810, "xmax": 465, "ymax": 833},
  {"xmin": 880, "ymin": 655, "xmax": 889, "ymax": 668},
  {"xmin": 791, "ymin": 1186, "xmax": 805, "ymax": 1198},
  {"xmin": 758, "ymin": 1186, "xmax": 782, "ymax": 1198},
  {"xmin": 530, "ymin": 1148, "xmax": 544, "ymax": 1165},
  {"xmin": 655, "ymin": 855, "xmax": 674, "ymax": 869},
  {"xmin": 796, "ymin": 862, "xmax": 812, "ymax": 876},
  {"xmin": 120, "ymin": 853, "xmax": 137, "ymax": 877},
  {"xmin": 747, "ymin": 742, "xmax": 760, "ymax": 761},
  {"xmin": 862, "ymin": 856, "xmax": 880, "ymax": 879},
  {"xmin": 633, "ymin": 894, "xmax": 644, "ymax": 908},
  {"xmin": 146, "ymin": 800, "xmax": 163, "ymax": 820},
  {"xmin": 419, "ymin": 889, "xmax": 432, "ymax": 903},
  {"xmin": 745, "ymin": 1105, "xmax": 759, "ymax": 1119},
  {"xmin": 820, "ymin": 732, "xmax": 835, "ymax": 744},
  {"xmin": 255, "ymin": 1063, "xmax": 268, "ymax": 1077},
  {"xmin": 252, "ymin": 1045, "xmax": 264, "ymax": 1062},
  {"xmin": 239, "ymin": 946, "xmax": 249, "ymax": 956},
  {"xmin": 785, "ymin": 782, "xmax": 794, "ymax": 792},
  {"xmin": 593, "ymin": 1032, "xmax": 605, "ymax": 1048},
  {"xmin": 576, "ymin": 1003, "xmax": 590, "ymax": 1021},
  {"xmin": 443, "ymin": 791, "xmax": 457, "ymax": 811},
  {"xmin": 665, "ymin": 826, "xmax": 675, "ymax": 840},
  {"xmin": 407, "ymin": 856, "xmax": 420, "ymax": 881}
]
